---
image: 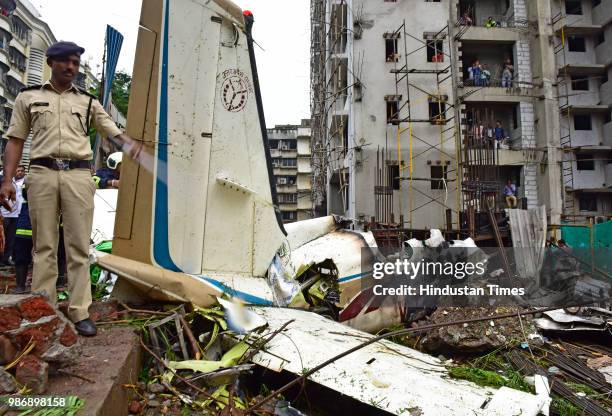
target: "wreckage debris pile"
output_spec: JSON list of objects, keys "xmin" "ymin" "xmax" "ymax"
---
[
  {"xmin": 124, "ymin": 302, "xmax": 300, "ymax": 416},
  {"xmin": 415, "ymin": 307, "xmax": 539, "ymax": 354}
]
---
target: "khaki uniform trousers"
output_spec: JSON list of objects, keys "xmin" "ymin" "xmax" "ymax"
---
[{"xmin": 27, "ymin": 165, "xmax": 95, "ymax": 322}]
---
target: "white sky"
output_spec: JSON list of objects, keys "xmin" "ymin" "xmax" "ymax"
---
[{"xmin": 30, "ymin": 0, "xmax": 310, "ymax": 127}]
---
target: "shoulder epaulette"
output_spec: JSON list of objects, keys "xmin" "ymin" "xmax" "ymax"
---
[
  {"xmin": 77, "ymin": 87, "xmax": 97, "ymax": 99},
  {"xmin": 20, "ymin": 85, "xmax": 42, "ymax": 92}
]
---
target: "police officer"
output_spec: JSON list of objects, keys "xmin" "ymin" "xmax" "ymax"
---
[{"xmin": 0, "ymin": 41, "xmax": 141, "ymax": 336}]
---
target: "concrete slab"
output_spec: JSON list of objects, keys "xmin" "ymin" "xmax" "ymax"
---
[{"xmin": 45, "ymin": 327, "xmax": 141, "ymax": 416}]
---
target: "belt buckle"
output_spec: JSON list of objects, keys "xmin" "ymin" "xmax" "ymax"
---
[{"xmin": 54, "ymin": 159, "xmax": 70, "ymax": 171}]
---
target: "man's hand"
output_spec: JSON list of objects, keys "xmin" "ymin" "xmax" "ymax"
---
[
  {"xmin": 116, "ymin": 134, "xmax": 144, "ymax": 161},
  {"xmin": 0, "ymin": 181, "xmax": 16, "ymax": 211}
]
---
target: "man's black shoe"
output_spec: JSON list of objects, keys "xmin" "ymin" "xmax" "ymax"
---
[{"xmin": 74, "ymin": 319, "xmax": 97, "ymax": 337}]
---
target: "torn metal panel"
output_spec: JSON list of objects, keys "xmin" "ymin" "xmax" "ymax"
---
[
  {"xmin": 533, "ymin": 318, "xmax": 608, "ymax": 332},
  {"xmin": 283, "ymin": 215, "xmax": 341, "ymax": 250},
  {"xmin": 543, "ymin": 309, "xmax": 607, "ymax": 326},
  {"xmin": 508, "ymin": 206, "xmax": 547, "ymax": 281},
  {"xmin": 249, "ymin": 307, "xmax": 547, "ymax": 416}
]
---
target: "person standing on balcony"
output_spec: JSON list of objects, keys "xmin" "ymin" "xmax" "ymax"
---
[
  {"xmin": 481, "ymin": 64, "xmax": 491, "ymax": 87},
  {"xmin": 494, "ymin": 120, "xmax": 506, "ymax": 149},
  {"xmin": 504, "ymin": 179, "xmax": 518, "ymax": 209},
  {"xmin": 472, "ymin": 60, "xmax": 482, "ymax": 87},
  {"xmin": 0, "ymin": 41, "xmax": 142, "ymax": 337},
  {"xmin": 502, "ymin": 58, "xmax": 514, "ymax": 88}
]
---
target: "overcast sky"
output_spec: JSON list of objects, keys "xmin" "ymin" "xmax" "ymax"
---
[{"xmin": 30, "ymin": 0, "xmax": 310, "ymax": 127}]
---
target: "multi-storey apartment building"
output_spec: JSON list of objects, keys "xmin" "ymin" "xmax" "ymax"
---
[
  {"xmin": 311, "ymin": 0, "xmax": 593, "ymax": 232},
  {"xmin": 268, "ymin": 120, "xmax": 314, "ymax": 223},
  {"xmin": 551, "ymin": 0, "xmax": 612, "ymax": 220}
]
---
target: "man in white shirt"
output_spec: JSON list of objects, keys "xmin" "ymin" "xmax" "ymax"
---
[{"xmin": 0, "ymin": 165, "xmax": 26, "ymax": 265}]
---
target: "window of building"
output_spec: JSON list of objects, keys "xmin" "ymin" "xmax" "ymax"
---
[
  {"xmin": 565, "ymin": 0, "xmax": 583, "ymax": 15},
  {"xmin": 592, "ymin": 0, "xmax": 601, "ymax": 7},
  {"xmin": 279, "ymin": 194, "xmax": 297, "ymax": 203},
  {"xmin": 385, "ymin": 38, "xmax": 398, "ymax": 62},
  {"xmin": 596, "ymin": 31, "xmax": 605, "ymax": 45},
  {"xmin": 387, "ymin": 163, "xmax": 401, "ymax": 190},
  {"xmin": 576, "ymin": 154, "xmax": 595, "ymax": 170},
  {"xmin": 429, "ymin": 96, "xmax": 447, "ymax": 124},
  {"xmin": 426, "ymin": 40, "xmax": 444, "ymax": 62},
  {"xmin": 430, "ymin": 165, "xmax": 448, "ymax": 190},
  {"xmin": 604, "ymin": 111, "xmax": 611, "ymax": 124},
  {"xmin": 281, "ymin": 158, "xmax": 297, "ymax": 167},
  {"xmin": 574, "ymin": 114, "xmax": 592, "ymax": 130},
  {"xmin": 571, "ymin": 76, "xmax": 589, "ymax": 90},
  {"xmin": 386, "ymin": 96, "xmax": 400, "ymax": 124},
  {"xmin": 578, "ymin": 194, "xmax": 597, "ymax": 212},
  {"xmin": 272, "ymin": 158, "xmax": 282, "ymax": 167},
  {"xmin": 602, "ymin": 72, "xmax": 608, "ymax": 84},
  {"xmin": 276, "ymin": 176, "xmax": 296, "ymax": 185},
  {"xmin": 568, "ymin": 36, "xmax": 586, "ymax": 52},
  {"xmin": 278, "ymin": 140, "xmax": 297, "ymax": 150},
  {"xmin": 268, "ymin": 139, "xmax": 279, "ymax": 149},
  {"xmin": 281, "ymin": 211, "xmax": 297, "ymax": 221}
]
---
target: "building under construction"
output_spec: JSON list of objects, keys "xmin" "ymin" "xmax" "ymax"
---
[{"xmin": 311, "ymin": 0, "xmax": 611, "ymax": 238}]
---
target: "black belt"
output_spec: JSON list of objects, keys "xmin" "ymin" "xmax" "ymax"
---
[{"xmin": 30, "ymin": 158, "xmax": 91, "ymax": 171}]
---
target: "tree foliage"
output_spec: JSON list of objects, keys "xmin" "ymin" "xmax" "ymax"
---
[
  {"xmin": 88, "ymin": 70, "xmax": 132, "ymax": 116},
  {"xmin": 110, "ymin": 71, "xmax": 131, "ymax": 116}
]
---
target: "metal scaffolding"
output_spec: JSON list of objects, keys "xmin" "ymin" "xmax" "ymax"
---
[
  {"xmin": 552, "ymin": 8, "xmax": 577, "ymax": 218},
  {"xmin": 380, "ymin": 20, "xmax": 460, "ymax": 235}
]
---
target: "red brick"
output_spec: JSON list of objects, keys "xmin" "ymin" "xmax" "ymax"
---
[
  {"xmin": 0, "ymin": 335, "xmax": 17, "ymax": 365},
  {"xmin": 18, "ymin": 296, "xmax": 56, "ymax": 321},
  {"xmin": 0, "ymin": 306, "xmax": 21, "ymax": 332},
  {"xmin": 14, "ymin": 318, "xmax": 59, "ymax": 355},
  {"xmin": 59, "ymin": 324, "xmax": 77, "ymax": 347},
  {"xmin": 16, "ymin": 355, "xmax": 48, "ymax": 394}
]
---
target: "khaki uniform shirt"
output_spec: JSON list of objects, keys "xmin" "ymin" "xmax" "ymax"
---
[{"xmin": 6, "ymin": 81, "xmax": 122, "ymax": 160}]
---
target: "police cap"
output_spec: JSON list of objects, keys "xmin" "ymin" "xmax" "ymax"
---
[{"xmin": 46, "ymin": 41, "xmax": 85, "ymax": 59}]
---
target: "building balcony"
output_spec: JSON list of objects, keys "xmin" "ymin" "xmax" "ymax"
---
[
  {"xmin": 279, "ymin": 203, "xmax": 298, "ymax": 211},
  {"xmin": 297, "ymin": 160, "xmax": 312, "ymax": 174},
  {"xmin": 457, "ymin": 26, "xmax": 520, "ymax": 42},
  {"xmin": 560, "ymin": 104, "xmax": 609, "ymax": 117},
  {"xmin": 596, "ymin": 42, "xmax": 612, "ymax": 68},
  {"xmin": 601, "ymin": 80, "xmax": 612, "ymax": 106},
  {"xmin": 0, "ymin": 48, "xmax": 8, "ymax": 68},
  {"xmin": 276, "ymin": 184, "xmax": 297, "ymax": 193},
  {"xmin": 604, "ymin": 121, "xmax": 612, "ymax": 147},
  {"xmin": 553, "ymin": 20, "xmax": 602, "ymax": 36},
  {"xmin": 558, "ymin": 64, "xmax": 606, "ymax": 77},
  {"xmin": 0, "ymin": 14, "xmax": 10, "ymax": 33},
  {"xmin": 606, "ymin": 163, "xmax": 612, "ymax": 187},
  {"xmin": 278, "ymin": 150, "xmax": 297, "ymax": 158},
  {"xmin": 9, "ymin": 38, "xmax": 25, "ymax": 55},
  {"xmin": 298, "ymin": 199, "xmax": 313, "ymax": 211},
  {"xmin": 592, "ymin": 1, "xmax": 612, "ymax": 26},
  {"xmin": 460, "ymin": 86, "xmax": 533, "ymax": 103}
]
